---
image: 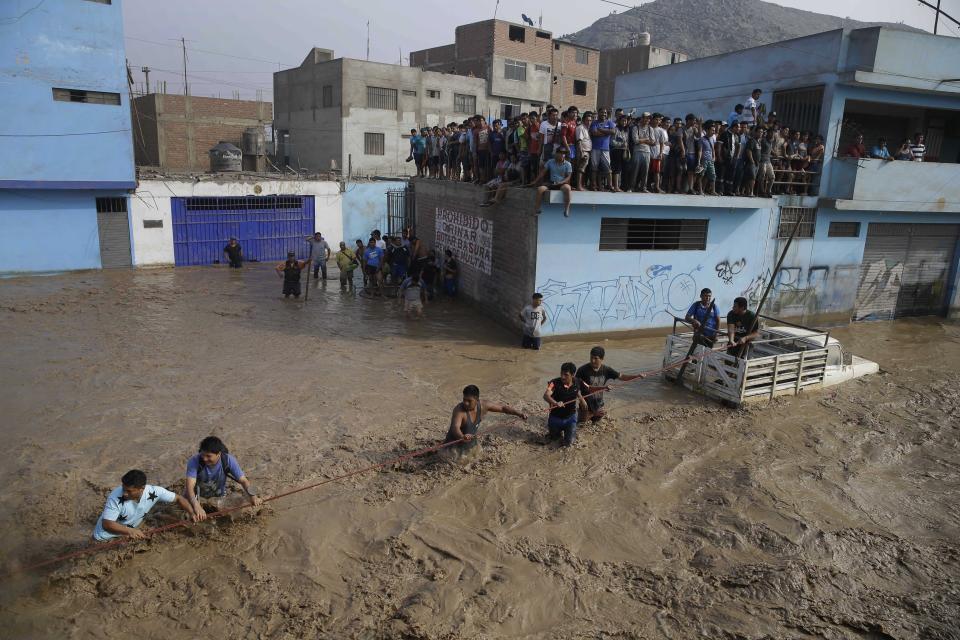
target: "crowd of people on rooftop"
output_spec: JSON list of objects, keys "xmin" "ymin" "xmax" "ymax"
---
[{"xmin": 406, "ymin": 89, "xmax": 837, "ymax": 211}]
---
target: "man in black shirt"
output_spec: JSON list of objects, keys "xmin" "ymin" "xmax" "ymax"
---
[
  {"xmin": 576, "ymin": 346, "xmax": 644, "ymax": 424},
  {"xmin": 543, "ymin": 362, "xmax": 608, "ymax": 447},
  {"xmin": 223, "ymin": 238, "xmax": 243, "ymax": 268},
  {"xmin": 726, "ymin": 296, "xmax": 760, "ymax": 358}
]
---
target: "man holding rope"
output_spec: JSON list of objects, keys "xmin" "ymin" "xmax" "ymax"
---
[
  {"xmin": 576, "ymin": 346, "xmax": 644, "ymax": 424},
  {"xmin": 184, "ymin": 436, "xmax": 262, "ymax": 520},
  {"xmin": 444, "ymin": 385, "xmax": 527, "ymax": 457},
  {"xmin": 93, "ymin": 470, "xmax": 197, "ymax": 541}
]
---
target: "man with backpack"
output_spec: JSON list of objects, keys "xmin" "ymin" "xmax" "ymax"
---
[{"xmin": 184, "ymin": 436, "xmax": 262, "ymax": 521}]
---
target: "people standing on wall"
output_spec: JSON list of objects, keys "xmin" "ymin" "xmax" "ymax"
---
[
  {"xmin": 630, "ymin": 112, "xmax": 655, "ymax": 193},
  {"xmin": 474, "ymin": 116, "xmax": 492, "ymax": 184},
  {"xmin": 685, "ymin": 288, "xmax": 720, "ymax": 347},
  {"xmin": 276, "ymin": 251, "xmax": 308, "ymax": 298},
  {"xmin": 742, "ymin": 127, "xmax": 762, "ymax": 197},
  {"xmin": 589, "ymin": 107, "xmax": 616, "ymax": 191},
  {"xmin": 742, "ymin": 89, "xmax": 762, "ymax": 128},
  {"xmin": 574, "ymin": 112, "xmax": 593, "ymax": 191},
  {"xmin": 668, "ymin": 117, "xmax": 686, "ymax": 194},
  {"xmin": 610, "ymin": 113, "xmax": 629, "ymax": 193},
  {"xmin": 539, "ymin": 107, "xmax": 561, "ymax": 168},
  {"xmin": 526, "ymin": 111, "xmax": 542, "ymax": 181},
  {"xmin": 519, "ymin": 292, "xmax": 548, "ymax": 350},
  {"xmin": 222, "ymin": 237, "xmax": 243, "ymax": 268},
  {"xmin": 305, "ymin": 232, "xmax": 331, "ymax": 280},
  {"xmin": 758, "ymin": 127, "xmax": 776, "ymax": 198},
  {"xmin": 697, "ymin": 121, "xmax": 717, "ymax": 196},
  {"xmin": 411, "ymin": 129, "xmax": 427, "ymax": 177},
  {"xmin": 650, "ymin": 113, "xmax": 668, "ymax": 193}
]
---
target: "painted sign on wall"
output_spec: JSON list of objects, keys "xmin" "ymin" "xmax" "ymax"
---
[{"xmin": 435, "ymin": 207, "xmax": 493, "ymax": 275}]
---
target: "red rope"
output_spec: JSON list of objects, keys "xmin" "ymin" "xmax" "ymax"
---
[{"xmin": 8, "ymin": 340, "xmax": 722, "ymax": 576}]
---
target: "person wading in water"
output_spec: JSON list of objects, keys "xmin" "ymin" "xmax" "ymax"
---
[
  {"xmin": 276, "ymin": 251, "xmax": 308, "ymax": 298},
  {"xmin": 443, "ymin": 385, "xmax": 527, "ymax": 458}
]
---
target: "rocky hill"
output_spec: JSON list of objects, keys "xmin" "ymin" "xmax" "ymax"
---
[{"xmin": 563, "ymin": 0, "xmax": 923, "ymax": 59}]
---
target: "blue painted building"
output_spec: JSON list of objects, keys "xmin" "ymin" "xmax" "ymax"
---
[{"xmin": 0, "ymin": 0, "xmax": 135, "ymax": 273}]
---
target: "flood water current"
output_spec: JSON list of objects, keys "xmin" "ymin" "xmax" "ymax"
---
[{"xmin": 0, "ymin": 266, "xmax": 958, "ymax": 638}]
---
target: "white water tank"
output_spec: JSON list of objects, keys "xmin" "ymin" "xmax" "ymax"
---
[{"xmin": 637, "ymin": 32, "xmax": 651, "ymax": 46}]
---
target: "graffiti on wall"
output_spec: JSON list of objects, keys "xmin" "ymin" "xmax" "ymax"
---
[
  {"xmin": 739, "ymin": 264, "xmax": 863, "ymax": 316},
  {"xmin": 714, "ymin": 258, "xmax": 747, "ymax": 284},
  {"xmin": 538, "ymin": 265, "xmax": 702, "ymax": 333}
]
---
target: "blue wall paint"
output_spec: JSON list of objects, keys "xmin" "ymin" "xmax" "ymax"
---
[
  {"xmin": 534, "ymin": 203, "xmax": 778, "ymax": 336},
  {"xmin": 534, "ymin": 199, "xmax": 960, "ymax": 336},
  {"xmin": 341, "ymin": 181, "xmax": 407, "ymax": 244},
  {"xmin": 0, "ymin": 191, "xmax": 103, "ymax": 272},
  {"xmin": 0, "ymin": 0, "xmax": 134, "ymax": 186}
]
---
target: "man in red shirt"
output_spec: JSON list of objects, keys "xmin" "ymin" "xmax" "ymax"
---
[
  {"xmin": 844, "ymin": 134, "xmax": 867, "ymax": 159},
  {"xmin": 526, "ymin": 111, "xmax": 542, "ymax": 180}
]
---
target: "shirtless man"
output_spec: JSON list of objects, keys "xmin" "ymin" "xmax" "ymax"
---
[{"xmin": 444, "ymin": 385, "xmax": 527, "ymax": 455}]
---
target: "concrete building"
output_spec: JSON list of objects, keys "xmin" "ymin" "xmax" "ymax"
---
[
  {"xmin": 0, "ymin": 0, "xmax": 136, "ymax": 273},
  {"xmin": 413, "ymin": 28, "xmax": 960, "ymax": 336},
  {"xmin": 132, "ymin": 94, "xmax": 272, "ymax": 172},
  {"xmin": 411, "ymin": 20, "xmax": 601, "ymax": 118},
  {"xmin": 273, "ymin": 48, "xmax": 494, "ymax": 177},
  {"xmin": 551, "ymin": 40, "xmax": 601, "ymax": 112},
  {"xmin": 597, "ymin": 37, "xmax": 688, "ymax": 109}
]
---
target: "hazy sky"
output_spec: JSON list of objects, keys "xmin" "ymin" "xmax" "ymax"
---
[{"xmin": 121, "ymin": 0, "xmax": 957, "ymax": 100}]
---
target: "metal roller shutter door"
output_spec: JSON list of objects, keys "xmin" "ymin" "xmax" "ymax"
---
[
  {"xmin": 96, "ymin": 199, "xmax": 133, "ymax": 269},
  {"xmin": 855, "ymin": 223, "xmax": 959, "ymax": 321}
]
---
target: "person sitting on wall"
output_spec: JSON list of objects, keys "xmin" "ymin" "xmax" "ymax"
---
[
  {"xmin": 685, "ymin": 288, "xmax": 721, "ymax": 347},
  {"xmin": 530, "ymin": 146, "xmax": 573, "ymax": 217},
  {"xmin": 726, "ymin": 296, "xmax": 760, "ymax": 359},
  {"xmin": 93, "ymin": 469, "xmax": 197, "ymax": 541},
  {"xmin": 223, "ymin": 237, "xmax": 243, "ymax": 268}
]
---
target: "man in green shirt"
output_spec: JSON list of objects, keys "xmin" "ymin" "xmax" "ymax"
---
[
  {"xmin": 335, "ymin": 241, "xmax": 358, "ymax": 290},
  {"xmin": 726, "ymin": 296, "xmax": 760, "ymax": 358}
]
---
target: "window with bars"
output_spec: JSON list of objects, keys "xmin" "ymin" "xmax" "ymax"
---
[
  {"xmin": 777, "ymin": 207, "xmax": 817, "ymax": 239},
  {"xmin": 573, "ymin": 80, "xmax": 587, "ymax": 96},
  {"xmin": 828, "ymin": 221, "xmax": 860, "ymax": 237},
  {"xmin": 184, "ymin": 196, "xmax": 304, "ymax": 211},
  {"xmin": 53, "ymin": 88, "xmax": 121, "ymax": 105},
  {"xmin": 402, "ymin": 89, "xmax": 417, "ymax": 97},
  {"xmin": 322, "ymin": 85, "xmax": 333, "ymax": 108},
  {"xmin": 364, "ymin": 132, "xmax": 385, "ymax": 155},
  {"xmin": 500, "ymin": 100, "xmax": 522, "ymax": 120},
  {"xmin": 454, "ymin": 93, "xmax": 476, "ymax": 114},
  {"xmin": 576, "ymin": 48, "xmax": 589, "ymax": 64},
  {"xmin": 96, "ymin": 197, "xmax": 127, "ymax": 213},
  {"xmin": 504, "ymin": 59, "xmax": 527, "ymax": 82},
  {"xmin": 427, "ymin": 89, "xmax": 440, "ymax": 99},
  {"xmin": 771, "ymin": 85, "xmax": 824, "ymax": 135},
  {"xmin": 599, "ymin": 218, "xmax": 708, "ymax": 251},
  {"xmin": 366, "ymin": 86, "xmax": 397, "ymax": 110}
]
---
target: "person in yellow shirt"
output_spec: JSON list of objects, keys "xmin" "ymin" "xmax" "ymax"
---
[{"xmin": 335, "ymin": 241, "xmax": 358, "ymax": 290}]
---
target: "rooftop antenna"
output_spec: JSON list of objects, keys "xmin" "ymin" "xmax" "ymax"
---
[
  {"xmin": 538, "ymin": 12, "xmax": 542, "ymax": 27},
  {"xmin": 141, "ymin": 66, "xmax": 151, "ymax": 94},
  {"xmin": 180, "ymin": 37, "xmax": 189, "ymax": 95},
  {"xmin": 493, "ymin": 0, "xmax": 500, "ymax": 19},
  {"xmin": 366, "ymin": 21, "xmax": 370, "ymax": 61}
]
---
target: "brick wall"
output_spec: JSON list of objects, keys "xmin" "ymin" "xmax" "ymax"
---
[
  {"xmin": 491, "ymin": 21, "xmax": 552, "ymax": 65},
  {"xmin": 551, "ymin": 42, "xmax": 600, "ymax": 111},
  {"xmin": 132, "ymin": 94, "xmax": 272, "ymax": 171},
  {"xmin": 414, "ymin": 179, "xmax": 538, "ymax": 331}
]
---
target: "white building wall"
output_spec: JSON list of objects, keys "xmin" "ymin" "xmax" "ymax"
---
[{"xmin": 131, "ymin": 179, "xmax": 342, "ymax": 267}]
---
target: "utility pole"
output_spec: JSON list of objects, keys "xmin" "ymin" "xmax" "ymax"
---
[
  {"xmin": 180, "ymin": 37, "xmax": 189, "ymax": 96},
  {"xmin": 366, "ymin": 21, "xmax": 370, "ymax": 61},
  {"xmin": 935, "ymin": 0, "xmax": 941, "ymax": 34},
  {"xmin": 141, "ymin": 66, "xmax": 151, "ymax": 94}
]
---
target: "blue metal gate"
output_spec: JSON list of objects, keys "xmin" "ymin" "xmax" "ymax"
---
[{"xmin": 172, "ymin": 195, "xmax": 315, "ymax": 266}]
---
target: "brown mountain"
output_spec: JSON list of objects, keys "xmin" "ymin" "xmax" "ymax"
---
[{"xmin": 562, "ymin": 0, "xmax": 924, "ymax": 59}]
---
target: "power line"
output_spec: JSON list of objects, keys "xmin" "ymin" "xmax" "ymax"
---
[
  {"xmin": 0, "ymin": 129, "xmax": 131, "ymax": 137},
  {"xmin": 125, "ymin": 35, "xmax": 295, "ymax": 68}
]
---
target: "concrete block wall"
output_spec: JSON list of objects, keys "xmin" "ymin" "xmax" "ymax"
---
[
  {"xmin": 414, "ymin": 179, "xmax": 538, "ymax": 330},
  {"xmin": 551, "ymin": 42, "xmax": 600, "ymax": 112},
  {"xmin": 133, "ymin": 94, "xmax": 272, "ymax": 172}
]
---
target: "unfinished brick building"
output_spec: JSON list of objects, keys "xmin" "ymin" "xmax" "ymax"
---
[{"xmin": 131, "ymin": 94, "xmax": 272, "ymax": 171}]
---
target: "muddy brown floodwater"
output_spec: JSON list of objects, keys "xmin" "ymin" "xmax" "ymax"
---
[{"xmin": 0, "ymin": 266, "xmax": 958, "ymax": 639}]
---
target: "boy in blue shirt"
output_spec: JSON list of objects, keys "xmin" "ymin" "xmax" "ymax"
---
[
  {"xmin": 93, "ymin": 469, "xmax": 197, "ymax": 541},
  {"xmin": 685, "ymin": 287, "xmax": 720, "ymax": 347},
  {"xmin": 185, "ymin": 436, "xmax": 261, "ymax": 521},
  {"xmin": 363, "ymin": 238, "xmax": 385, "ymax": 295},
  {"xmin": 531, "ymin": 147, "xmax": 573, "ymax": 217}
]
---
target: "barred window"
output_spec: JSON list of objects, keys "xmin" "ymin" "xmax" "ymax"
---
[
  {"xmin": 778, "ymin": 207, "xmax": 817, "ymax": 239},
  {"xmin": 53, "ymin": 88, "xmax": 120, "ymax": 105},
  {"xmin": 427, "ymin": 89, "xmax": 440, "ymax": 99},
  {"xmin": 576, "ymin": 49, "xmax": 589, "ymax": 64},
  {"xmin": 364, "ymin": 132, "xmax": 385, "ymax": 155},
  {"xmin": 504, "ymin": 59, "xmax": 527, "ymax": 82},
  {"xmin": 366, "ymin": 86, "xmax": 397, "ymax": 110},
  {"xmin": 322, "ymin": 85, "xmax": 333, "ymax": 108},
  {"xmin": 828, "ymin": 221, "xmax": 860, "ymax": 238},
  {"xmin": 500, "ymin": 100, "xmax": 522, "ymax": 120},
  {"xmin": 600, "ymin": 218, "xmax": 708, "ymax": 251},
  {"xmin": 96, "ymin": 197, "xmax": 127, "ymax": 213},
  {"xmin": 454, "ymin": 93, "xmax": 476, "ymax": 114}
]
